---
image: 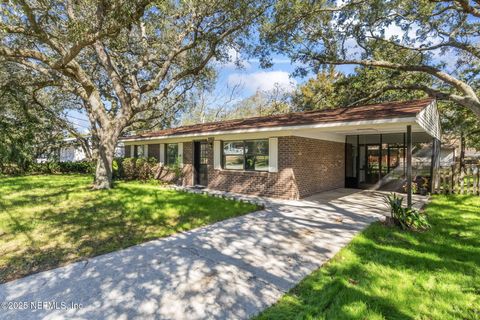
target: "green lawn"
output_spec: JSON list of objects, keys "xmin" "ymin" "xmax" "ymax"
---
[
  {"xmin": 257, "ymin": 195, "xmax": 480, "ymax": 320},
  {"xmin": 0, "ymin": 174, "xmax": 258, "ymax": 283}
]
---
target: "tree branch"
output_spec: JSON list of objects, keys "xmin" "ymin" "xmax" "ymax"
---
[
  {"xmin": 346, "ymin": 83, "xmax": 480, "ymax": 118},
  {"xmin": 455, "ymin": 0, "xmax": 480, "ymax": 17},
  {"xmin": 311, "ymin": 57, "xmax": 479, "ymax": 102},
  {"xmin": 0, "ymin": 46, "xmax": 52, "ymax": 64},
  {"xmin": 93, "ymin": 41, "xmax": 129, "ymax": 109},
  {"xmin": 367, "ymin": 34, "xmax": 480, "ymax": 60}
]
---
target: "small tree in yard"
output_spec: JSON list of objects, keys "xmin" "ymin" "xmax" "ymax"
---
[{"xmin": 1, "ymin": 0, "xmax": 269, "ymax": 189}]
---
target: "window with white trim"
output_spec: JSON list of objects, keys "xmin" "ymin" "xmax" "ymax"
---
[
  {"xmin": 136, "ymin": 145, "xmax": 147, "ymax": 158},
  {"xmin": 165, "ymin": 143, "xmax": 178, "ymax": 166},
  {"xmin": 222, "ymin": 139, "xmax": 269, "ymax": 171}
]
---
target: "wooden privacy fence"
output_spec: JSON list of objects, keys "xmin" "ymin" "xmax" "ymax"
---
[{"xmin": 434, "ymin": 164, "xmax": 480, "ymax": 195}]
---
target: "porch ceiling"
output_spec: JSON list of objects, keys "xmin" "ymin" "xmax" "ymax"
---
[{"xmin": 293, "ymin": 120, "xmax": 426, "ymax": 143}]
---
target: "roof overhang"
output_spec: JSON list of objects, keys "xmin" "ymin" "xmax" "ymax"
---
[
  {"xmin": 121, "ymin": 99, "xmax": 441, "ymax": 144},
  {"xmin": 121, "ymin": 116, "xmax": 429, "ymax": 144}
]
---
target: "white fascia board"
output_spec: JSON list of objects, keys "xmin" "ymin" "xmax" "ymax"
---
[
  {"xmin": 121, "ymin": 116, "xmax": 419, "ymax": 144},
  {"xmin": 122, "ymin": 130, "xmax": 294, "ymax": 145}
]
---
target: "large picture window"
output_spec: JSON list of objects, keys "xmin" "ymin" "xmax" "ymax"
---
[
  {"xmin": 165, "ymin": 143, "xmax": 178, "ymax": 166},
  {"xmin": 222, "ymin": 140, "xmax": 269, "ymax": 171},
  {"xmin": 135, "ymin": 145, "xmax": 147, "ymax": 158}
]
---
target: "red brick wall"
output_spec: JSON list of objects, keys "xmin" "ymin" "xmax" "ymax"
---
[
  {"xmin": 129, "ymin": 137, "xmax": 345, "ymax": 198},
  {"xmin": 207, "ymin": 136, "xmax": 345, "ymax": 199},
  {"xmin": 288, "ymin": 136, "xmax": 345, "ymax": 197}
]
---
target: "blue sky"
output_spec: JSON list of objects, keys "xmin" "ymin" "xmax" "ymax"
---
[{"xmin": 215, "ymin": 51, "xmax": 356, "ymax": 100}]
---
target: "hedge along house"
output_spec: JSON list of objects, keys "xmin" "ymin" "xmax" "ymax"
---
[{"xmin": 120, "ymin": 99, "xmax": 441, "ymax": 203}]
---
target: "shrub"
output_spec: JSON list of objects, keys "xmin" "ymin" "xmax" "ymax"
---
[
  {"xmin": 403, "ymin": 207, "xmax": 430, "ymax": 230},
  {"xmin": 136, "ymin": 158, "xmax": 150, "ymax": 181},
  {"xmin": 384, "ymin": 193, "xmax": 430, "ymax": 231},
  {"xmin": 57, "ymin": 161, "xmax": 94, "ymax": 174},
  {"xmin": 112, "ymin": 158, "xmax": 123, "ymax": 179},
  {"xmin": 111, "ymin": 157, "xmax": 178, "ymax": 183},
  {"xmin": 26, "ymin": 161, "xmax": 95, "ymax": 175},
  {"xmin": 0, "ymin": 163, "xmax": 23, "ymax": 175},
  {"xmin": 122, "ymin": 157, "xmax": 137, "ymax": 180},
  {"xmin": 47, "ymin": 161, "xmax": 61, "ymax": 174},
  {"xmin": 136, "ymin": 157, "xmax": 158, "ymax": 181}
]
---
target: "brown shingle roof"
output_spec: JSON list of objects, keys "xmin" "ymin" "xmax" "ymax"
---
[{"xmin": 122, "ymin": 98, "xmax": 434, "ymax": 140}]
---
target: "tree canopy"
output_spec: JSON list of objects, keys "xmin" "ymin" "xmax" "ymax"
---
[
  {"xmin": 0, "ymin": 63, "xmax": 67, "ymax": 172},
  {"xmin": 260, "ymin": 0, "xmax": 480, "ymax": 117},
  {"xmin": 0, "ymin": 0, "xmax": 270, "ymax": 187}
]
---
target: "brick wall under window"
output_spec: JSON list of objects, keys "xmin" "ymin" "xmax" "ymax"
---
[
  {"xmin": 125, "ymin": 137, "xmax": 344, "ymax": 199},
  {"xmin": 151, "ymin": 142, "xmax": 193, "ymax": 186},
  {"xmin": 208, "ymin": 136, "xmax": 345, "ymax": 199}
]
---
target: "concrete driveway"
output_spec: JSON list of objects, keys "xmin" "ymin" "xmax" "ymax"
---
[{"xmin": 0, "ymin": 189, "xmax": 428, "ymax": 320}]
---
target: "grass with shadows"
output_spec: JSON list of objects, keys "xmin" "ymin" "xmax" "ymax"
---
[
  {"xmin": 257, "ymin": 195, "xmax": 480, "ymax": 320},
  {"xmin": 0, "ymin": 174, "xmax": 259, "ymax": 283}
]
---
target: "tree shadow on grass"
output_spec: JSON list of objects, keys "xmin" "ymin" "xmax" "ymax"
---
[
  {"xmin": 0, "ymin": 178, "xmax": 257, "ymax": 283},
  {"xmin": 0, "ymin": 190, "xmax": 401, "ymax": 320}
]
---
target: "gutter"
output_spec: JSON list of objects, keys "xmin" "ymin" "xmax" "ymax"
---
[{"xmin": 120, "ymin": 116, "xmax": 419, "ymax": 142}]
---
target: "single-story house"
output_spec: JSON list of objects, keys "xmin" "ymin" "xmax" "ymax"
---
[{"xmin": 120, "ymin": 98, "xmax": 441, "ymax": 200}]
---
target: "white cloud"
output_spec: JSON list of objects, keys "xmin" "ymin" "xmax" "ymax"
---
[
  {"xmin": 382, "ymin": 23, "xmax": 419, "ymax": 40},
  {"xmin": 220, "ymin": 47, "xmax": 251, "ymax": 69},
  {"xmin": 227, "ymin": 71, "xmax": 297, "ymax": 93}
]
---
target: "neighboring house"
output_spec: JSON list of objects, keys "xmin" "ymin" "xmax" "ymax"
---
[
  {"xmin": 59, "ymin": 138, "xmax": 88, "ymax": 162},
  {"xmin": 439, "ymin": 146, "xmax": 456, "ymax": 166},
  {"xmin": 465, "ymin": 148, "xmax": 480, "ymax": 162},
  {"xmin": 120, "ymin": 98, "xmax": 441, "ymax": 200},
  {"xmin": 57, "ymin": 137, "xmax": 125, "ymax": 162},
  {"xmin": 440, "ymin": 137, "xmax": 480, "ymax": 165}
]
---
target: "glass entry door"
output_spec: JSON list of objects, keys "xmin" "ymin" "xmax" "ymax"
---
[
  {"xmin": 359, "ymin": 144, "xmax": 381, "ymax": 185},
  {"xmin": 346, "ymin": 134, "xmax": 410, "ymax": 190},
  {"xmin": 194, "ymin": 141, "xmax": 208, "ymax": 186},
  {"xmin": 366, "ymin": 145, "xmax": 381, "ymax": 184}
]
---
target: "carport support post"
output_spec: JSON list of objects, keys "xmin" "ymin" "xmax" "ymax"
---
[{"xmin": 406, "ymin": 125, "xmax": 412, "ymax": 208}]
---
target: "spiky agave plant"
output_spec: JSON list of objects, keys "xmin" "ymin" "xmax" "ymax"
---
[{"xmin": 384, "ymin": 193, "xmax": 403, "ymax": 219}]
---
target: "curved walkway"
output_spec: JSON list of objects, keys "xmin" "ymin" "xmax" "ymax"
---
[{"xmin": 0, "ymin": 189, "xmax": 427, "ymax": 320}]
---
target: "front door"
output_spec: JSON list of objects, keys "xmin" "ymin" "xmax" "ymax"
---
[
  {"xmin": 358, "ymin": 144, "xmax": 381, "ymax": 186},
  {"xmin": 365, "ymin": 145, "xmax": 381, "ymax": 184},
  {"xmin": 194, "ymin": 141, "xmax": 208, "ymax": 186}
]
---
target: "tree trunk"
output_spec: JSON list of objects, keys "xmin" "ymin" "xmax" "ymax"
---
[{"xmin": 93, "ymin": 135, "xmax": 117, "ymax": 189}]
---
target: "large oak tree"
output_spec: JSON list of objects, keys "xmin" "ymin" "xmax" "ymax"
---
[{"xmin": 1, "ymin": 0, "xmax": 269, "ymax": 188}]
